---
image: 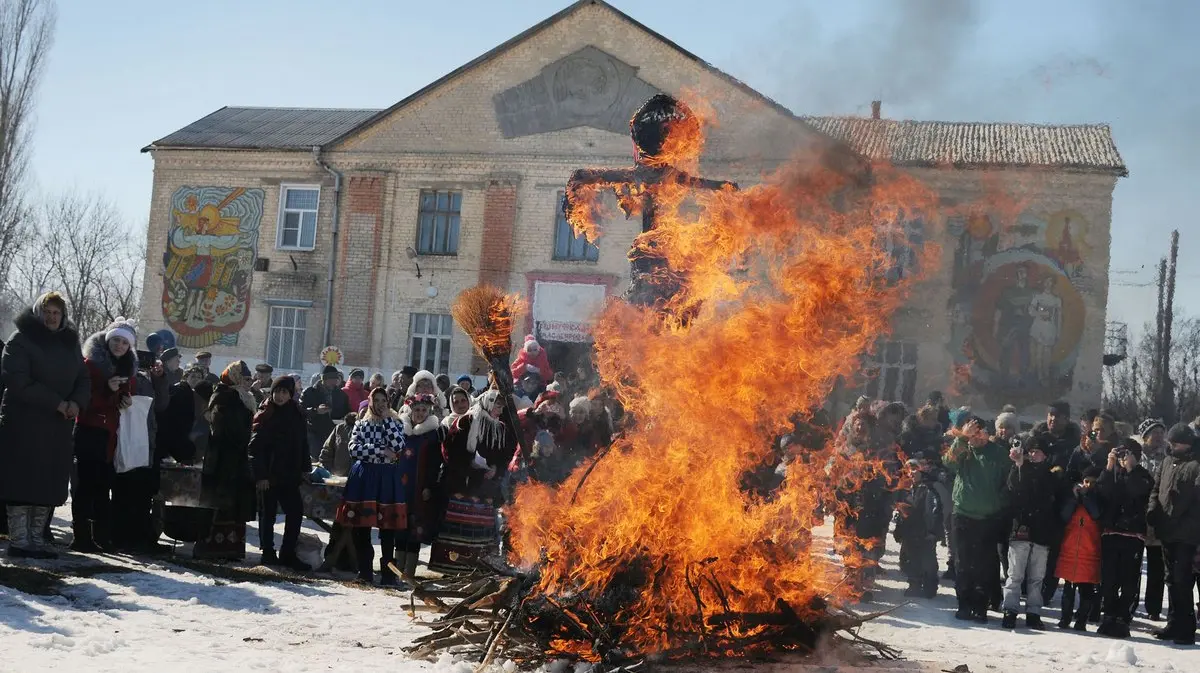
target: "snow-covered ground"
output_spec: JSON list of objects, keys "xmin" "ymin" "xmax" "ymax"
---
[{"xmin": 1, "ymin": 508, "xmax": 1196, "ymax": 673}]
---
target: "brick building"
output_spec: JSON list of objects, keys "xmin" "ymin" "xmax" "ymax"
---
[{"xmin": 138, "ymin": 0, "xmax": 1125, "ymax": 418}]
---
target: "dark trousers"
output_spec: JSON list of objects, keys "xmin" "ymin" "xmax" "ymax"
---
[
  {"xmin": 1042, "ymin": 541, "xmax": 1062, "ymax": 604},
  {"xmin": 953, "ymin": 513, "xmax": 1001, "ymax": 613},
  {"xmin": 351, "ymin": 528, "xmax": 397, "ymax": 576},
  {"xmin": 1145, "ymin": 544, "xmax": 1167, "ymax": 617},
  {"xmin": 1164, "ymin": 541, "xmax": 1199, "ymax": 639},
  {"xmin": 900, "ymin": 537, "xmax": 939, "ymax": 588},
  {"xmin": 111, "ymin": 467, "xmax": 157, "ymax": 548},
  {"xmin": 1101, "ymin": 535, "xmax": 1144, "ymax": 621},
  {"xmin": 72, "ymin": 459, "xmax": 115, "ymax": 543},
  {"xmin": 1062, "ymin": 581, "xmax": 1096, "ymax": 623},
  {"xmin": 258, "ymin": 484, "xmax": 303, "ymax": 554}
]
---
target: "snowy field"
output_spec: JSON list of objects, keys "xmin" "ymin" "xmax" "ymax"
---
[{"xmin": 1, "ymin": 508, "xmax": 1196, "ymax": 673}]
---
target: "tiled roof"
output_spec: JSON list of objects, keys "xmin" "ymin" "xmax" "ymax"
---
[
  {"xmin": 145, "ymin": 107, "xmax": 381, "ymax": 151},
  {"xmin": 802, "ymin": 116, "xmax": 1127, "ymax": 176}
]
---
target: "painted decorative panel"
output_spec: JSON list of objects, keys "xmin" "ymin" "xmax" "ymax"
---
[{"xmin": 162, "ymin": 186, "xmax": 264, "ymax": 348}]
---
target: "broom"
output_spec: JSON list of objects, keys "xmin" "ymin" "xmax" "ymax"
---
[{"xmin": 451, "ymin": 286, "xmax": 529, "ymax": 461}]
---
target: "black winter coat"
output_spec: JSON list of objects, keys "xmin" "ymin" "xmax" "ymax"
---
[
  {"xmin": 1006, "ymin": 460, "xmax": 1060, "ymax": 546},
  {"xmin": 1064, "ymin": 446, "xmax": 1107, "ymax": 485},
  {"xmin": 200, "ymin": 384, "xmax": 256, "ymax": 522},
  {"xmin": 300, "ymin": 384, "xmax": 350, "ymax": 441},
  {"xmin": 248, "ymin": 401, "xmax": 310, "ymax": 487},
  {"xmin": 158, "ymin": 382, "xmax": 197, "ymax": 463},
  {"xmin": 894, "ymin": 474, "xmax": 944, "ymax": 544},
  {"xmin": 1097, "ymin": 464, "xmax": 1153, "ymax": 537},
  {"xmin": 0, "ymin": 308, "xmax": 89, "ymax": 505},
  {"xmin": 1030, "ymin": 421, "xmax": 1083, "ymax": 471},
  {"xmin": 1147, "ymin": 448, "xmax": 1200, "ymax": 545}
]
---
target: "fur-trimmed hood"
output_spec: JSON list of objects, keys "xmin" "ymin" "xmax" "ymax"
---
[
  {"xmin": 400, "ymin": 405, "xmax": 441, "ymax": 436},
  {"xmin": 82, "ymin": 330, "xmax": 135, "ymax": 380},
  {"xmin": 12, "ymin": 306, "xmax": 80, "ymax": 349}
]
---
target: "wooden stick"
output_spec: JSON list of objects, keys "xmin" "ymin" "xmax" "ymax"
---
[{"xmin": 475, "ymin": 609, "xmax": 515, "ymax": 673}]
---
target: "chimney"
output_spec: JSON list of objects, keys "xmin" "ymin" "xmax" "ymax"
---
[{"xmin": 870, "ymin": 100, "xmax": 881, "ymax": 119}]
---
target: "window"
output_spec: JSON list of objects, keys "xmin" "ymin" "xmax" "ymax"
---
[
  {"xmin": 861, "ymin": 340, "xmax": 918, "ymax": 407},
  {"xmin": 410, "ymin": 313, "xmax": 452, "ymax": 374},
  {"xmin": 878, "ymin": 217, "xmax": 924, "ymax": 283},
  {"xmin": 417, "ymin": 190, "xmax": 461, "ymax": 255},
  {"xmin": 553, "ymin": 191, "xmax": 599, "ymax": 261},
  {"xmin": 266, "ymin": 306, "xmax": 307, "ymax": 370},
  {"xmin": 278, "ymin": 186, "xmax": 320, "ymax": 250}
]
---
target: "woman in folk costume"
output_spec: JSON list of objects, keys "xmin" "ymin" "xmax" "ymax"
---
[
  {"xmin": 195, "ymin": 361, "xmax": 258, "ymax": 560},
  {"xmin": 430, "ymin": 389, "xmax": 511, "ymax": 575},
  {"xmin": 402, "ymin": 369, "xmax": 447, "ymax": 419},
  {"xmin": 336, "ymin": 387, "xmax": 407, "ymax": 584},
  {"xmin": 510, "ymin": 335, "xmax": 553, "ymax": 381},
  {"xmin": 394, "ymin": 393, "xmax": 447, "ymax": 581}
]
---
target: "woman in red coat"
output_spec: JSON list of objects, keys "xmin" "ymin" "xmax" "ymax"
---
[
  {"xmin": 72, "ymin": 319, "xmax": 138, "ymax": 552},
  {"xmin": 1055, "ymin": 467, "xmax": 1103, "ymax": 631},
  {"xmin": 510, "ymin": 335, "xmax": 553, "ymax": 381}
]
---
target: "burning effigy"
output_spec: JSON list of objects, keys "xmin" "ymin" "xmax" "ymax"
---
[{"xmin": 408, "ymin": 94, "xmax": 942, "ymax": 670}]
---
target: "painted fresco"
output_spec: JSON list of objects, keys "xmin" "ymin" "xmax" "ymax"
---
[
  {"xmin": 162, "ymin": 186, "xmax": 264, "ymax": 349},
  {"xmin": 947, "ymin": 209, "xmax": 1093, "ymax": 407}
]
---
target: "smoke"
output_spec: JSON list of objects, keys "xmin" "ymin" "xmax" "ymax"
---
[{"xmin": 749, "ymin": 0, "xmax": 982, "ymax": 115}]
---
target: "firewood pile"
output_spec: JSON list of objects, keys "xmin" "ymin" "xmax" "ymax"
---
[{"xmin": 397, "ymin": 557, "xmax": 901, "ymax": 672}]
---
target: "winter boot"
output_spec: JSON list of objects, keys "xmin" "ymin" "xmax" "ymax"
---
[
  {"xmin": 70, "ymin": 520, "xmax": 102, "ymax": 553},
  {"xmin": 379, "ymin": 555, "xmax": 398, "ymax": 586},
  {"xmin": 260, "ymin": 548, "xmax": 279, "ymax": 566},
  {"xmin": 1026, "ymin": 614, "xmax": 1046, "ymax": 631},
  {"xmin": 903, "ymin": 581, "xmax": 922, "ymax": 598},
  {"xmin": 921, "ymin": 574, "xmax": 940, "ymax": 599},
  {"xmin": 1097, "ymin": 617, "xmax": 1115, "ymax": 636},
  {"xmin": 1072, "ymin": 608, "xmax": 1089, "ymax": 632},
  {"xmin": 27, "ymin": 507, "xmax": 58, "ymax": 560},
  {"xmin": 5, "ymin": 506, "xmax": 34, "ymax": 558},
  {"xmin": 280, "ymin": 550, "xmax": 312, "ymax": 573},
  {"xmin": 1001, "ymin": 611, "xmax": 1018, "ymax": 629},
  {"xmin": 404, "ymin": 551, "xmax": 419, "ymax": 579},
  {"xmin": 1112, "ymin": 619, "xmax": 1131, "ymax": 639}
]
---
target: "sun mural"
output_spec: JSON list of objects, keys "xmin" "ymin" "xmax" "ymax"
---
[
  {"xmin": 162, "ymin": 186, "xmax": 264, "ymax": 349},
  {"xmin": 947, "ymin": 209, "xmax": 1090, "ymax": 408}
]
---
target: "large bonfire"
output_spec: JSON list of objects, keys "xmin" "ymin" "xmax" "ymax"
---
[{"xmin": 426, "ymin": 94, "xmax": 943, "ymax": 667}]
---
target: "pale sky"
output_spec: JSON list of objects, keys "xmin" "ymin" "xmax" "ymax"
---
[{"xmin": 30, "ymin": 0, "xmax": 1199, "ymax": 335}]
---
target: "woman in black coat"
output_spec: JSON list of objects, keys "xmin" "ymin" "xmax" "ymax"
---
[
  {"xmin": 0, "ymin": 292, "xmax": 90, "ymax": 559},
  {"xmin": 248, "ymin": 376, "xmax": 311, "ymax": 571},
  {"xmin": 196, "ymin": 361, "xmax": 256, "ymax": 560}
]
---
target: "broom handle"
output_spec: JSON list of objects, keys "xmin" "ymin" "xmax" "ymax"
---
[{"xmin": 486, "ymin": 354, "xmax": 529, "ymax": 464}]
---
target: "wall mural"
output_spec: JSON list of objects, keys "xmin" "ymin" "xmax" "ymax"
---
[
  {"xmin": 162, "ymin": 186, "xmax": 264, "ymax": 349},
  {"xmin": 947, "ymin": 209, "xmax": 1093, "ymax": 408}
]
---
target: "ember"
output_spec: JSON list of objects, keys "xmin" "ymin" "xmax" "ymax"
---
[{"xmin": 414, "ymin": 94, "xmax": 941, "ymax": 669}]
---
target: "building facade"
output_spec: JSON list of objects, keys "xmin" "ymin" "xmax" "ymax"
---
[{"xmin": 137, "ymin": 0, "xmax": 1125, "ymax": 418}]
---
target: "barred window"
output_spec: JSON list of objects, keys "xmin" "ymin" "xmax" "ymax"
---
[
  {"xmin": 861, "ymin": 340, "xmax": 918, "ymax": 407},
  {"xmin": 410, "ymin": 313, "xmax": 452, "ymax": 374},
  {"xmin": 553, "ymin": 191, "xmax": 599, "ymax": 261},
  {"xmin": 267, "ymin": 306, "xmax": 307, "ymax": 371},
  {"xmin": 417, "ymin": 190, "xmax": 461, "ymax": 255}
]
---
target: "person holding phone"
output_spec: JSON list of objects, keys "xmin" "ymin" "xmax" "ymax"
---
[
  {"xmin": 1095, "ymin": 438, "xmax": 1154, "ymax": 638},
  {"xmin": 71, "ymin": 318, "xmax": 139, "ymax": 552}
]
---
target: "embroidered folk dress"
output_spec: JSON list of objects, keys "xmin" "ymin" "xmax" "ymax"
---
[{"xmin": 335, "ymin": 414, "xmax": 408, "ymax": 530}]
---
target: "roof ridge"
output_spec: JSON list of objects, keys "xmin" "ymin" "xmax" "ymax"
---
[{"xmin": 802, "ymin": 115, "xmax": 1113, "ymax": 130}]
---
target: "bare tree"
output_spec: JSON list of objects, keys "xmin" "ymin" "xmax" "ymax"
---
[
  {"xmin": 1105, "ymin": 315, "xmax": 1200, "ymax": 427},
  {"xmin": 6, "ymin": 190, "xmax": 143, "ymax": 337},
  {"xmin": 0, "ymin": 0, "xmax": 56, "ymax": 298}
]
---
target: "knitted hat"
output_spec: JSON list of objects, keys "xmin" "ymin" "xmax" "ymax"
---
[
  {"xmin": 270, "ymin": 375, "xmax": 296, "ymax": 396},
  {"xmin": 146, "ymin": 333, "xmax": 163, "ymax": 352},
  {"xmin": 105, "ymin": 318, "xmax": 137, "ymax": 349},
  {"xmin": 1138, "ymin": 418, "xmax": 1166, "ymax": 439},
  {"xmin": 456, "ymin": 374, "xmax": 472, "ymax": 385},
  {"xmin": 349, "ymin": 368, "xmax": 365, "ymax": 380},
  {"xmin": 1166, "ymin": 423, "xmax": 1195, "ymax": 446},
  {"xmin": 995, "ymin": 412, "xmax": 1019, "ymax": 435},
  {"xmin": 322, "ymin": 365, "xmax": 340, "ymax": 379},
  {"xmin": 1120, "ymin": 437, "xmax": 1143, "ymax": 460}
]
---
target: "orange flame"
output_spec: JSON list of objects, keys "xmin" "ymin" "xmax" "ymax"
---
[
  {"xmin": 510, "ymin": 101, "xmax": 942, "ymax": 657},
  {"xmin": 450, "ymin": 286, "xmax": 526, "ymax": 359}
]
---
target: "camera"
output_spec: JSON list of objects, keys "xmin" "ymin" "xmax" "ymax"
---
[
  {"xmin": 1114, "ymin": 449, "xmax": 1128, "ymax": 460},
  {"xmin": 1009, "ymin": 436, "xmax": 1024, "ymax": 452}
]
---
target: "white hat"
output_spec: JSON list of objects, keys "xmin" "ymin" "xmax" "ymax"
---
[{"xmin": 105, "ymin": 317, "xmax": 137, "ymax": 349}]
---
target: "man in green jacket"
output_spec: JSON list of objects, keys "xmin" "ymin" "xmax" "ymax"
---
[{"xmin": 944, "ymin": 417, "xmax": 1012, "ymax": 622}]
